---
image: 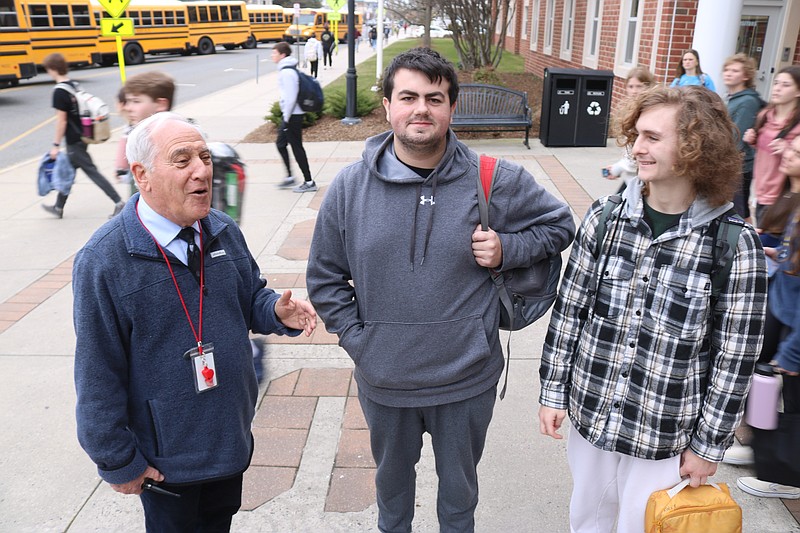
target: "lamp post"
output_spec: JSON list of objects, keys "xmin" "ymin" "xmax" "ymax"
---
[{"xmin": 341, "ymin": 0, "xmax": 361, "ymax": 125}]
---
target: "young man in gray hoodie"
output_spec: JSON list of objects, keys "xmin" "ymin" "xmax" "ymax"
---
[{"xmin": 306, "ymin": 47, "xmax": 575, "ymax": 532}]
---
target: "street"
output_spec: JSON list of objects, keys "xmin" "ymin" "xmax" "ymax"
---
[{"xmin": 0, "ymin": 43, "xmax": 292, "ymax": 169}]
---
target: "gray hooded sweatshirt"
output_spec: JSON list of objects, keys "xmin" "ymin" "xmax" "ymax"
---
[{"xmin": 307, "ymin": 131, "xmax": 575, "ymax": 407}]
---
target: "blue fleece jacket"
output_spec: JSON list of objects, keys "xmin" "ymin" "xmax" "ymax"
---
[
  {"xmin": 306, "ymin": 131, "xmax": 575, "ymax": 407},
  {"xmin": 727, "ymin": 87, "xmax": 763, "ymax": 173},
  {"xmin": 73, "ymin": 195, "xmax": 298, "ymax": 485}
]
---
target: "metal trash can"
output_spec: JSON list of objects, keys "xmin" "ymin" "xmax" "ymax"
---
[
  {"xmin": 540, "ymin": 68, "xmax": 614, "ymax": 147},
  {"xmin": 209, "ymin": 142, "xmax": 247, "ymax": 224}
]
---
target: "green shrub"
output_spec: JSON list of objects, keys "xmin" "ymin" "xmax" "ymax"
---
[
  {"xmin": 265, "ymin": 101, "xmax": 321, "ymax": 128},
  {"xmin": 323, "ymin": 88, "xmax": 380, "ymax": 119}
]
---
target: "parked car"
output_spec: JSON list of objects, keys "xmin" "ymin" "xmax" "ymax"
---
[{"xmin": 414, "ymin": 25, "xmax": 452, "ymax": 38}]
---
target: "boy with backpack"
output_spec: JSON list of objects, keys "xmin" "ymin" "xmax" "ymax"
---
[
  {"xmin": 43, "ymin": 53, "xmax": 124, "ymax": 219},
  {"xmin": 304, "ymin": 34, "xmax": 322, "ymax": 79},
  {"xmin": 538, "ymin": 85, "xmax": 768, "ymax": 533},
  {"xmin": 272, "ymin": 42, "xmax": 315, "ymax": 193}
]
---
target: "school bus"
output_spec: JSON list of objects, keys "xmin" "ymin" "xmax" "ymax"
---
[
  {"xmin": 0, "ymin": 0, "xmax": 36, "ymax": 87},
  {"xmin": 18, "ymin": 0, "xmax": 98, "ymax": 67},
  {"xmin": 183, "ymin": 0, "xmax": 254, "ymax": 54},
  {"xmin": 282, "ymin": 7, "xmax": 362, "ymax": 44},
  {"xmin": 92, "ymin": 0, "xmax": 191, "ymax": 66},
  {"xmin": 247, "ymin": 4, "xmax": 290, "ymax": 45}
]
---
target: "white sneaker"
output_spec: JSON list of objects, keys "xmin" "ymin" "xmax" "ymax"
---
[
  {"xmin": 737, "ymin": 477, "xmax": 800, "ymax": 499},
  {"xmin": 721, "ymin": 444, "xmax": 754, "ymax": 465},
  {"xmin": 292, "ymin": 181, "xmax": 318, "ymax": 193}
]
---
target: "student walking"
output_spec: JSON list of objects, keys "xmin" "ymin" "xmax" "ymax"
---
[{"xmin": 42, "ymin": 53, "xmax": 124, "ymax": 219}]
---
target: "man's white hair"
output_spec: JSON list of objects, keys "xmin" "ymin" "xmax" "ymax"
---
[{"xmin": 125, "ymin": 112, "xmax": 204, "ymax": 170}]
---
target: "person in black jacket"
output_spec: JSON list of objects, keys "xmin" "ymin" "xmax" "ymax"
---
[{"xmin": 320, "ymin": 23, "xmax": 335, "ymax": 69}]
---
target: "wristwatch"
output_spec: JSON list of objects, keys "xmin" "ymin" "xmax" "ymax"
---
[{"xmin": 52, "ymin": 142, "xmax": 60, "ymax": 147}]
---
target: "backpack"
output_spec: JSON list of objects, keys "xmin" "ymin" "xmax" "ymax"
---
[
  {"xmin": 592, "ymin": 194, "xmax": 744, "ymax": 309},
  {"xmin": 55, "ymin": 82, "xmax": 111, "ymax": 144},
  {"xmin": 306, "ymin": 43, "xmax": 318, "ymax": 61},
  {"xmin": 281, "ymin": 65, "xmax": 324, "ymax": 113},
  {"xmin": 477, "ymin": 155, "xmax": 562, "ymax": 398},
  {"xmin": 645, "ymin": 479, "xmax": 742, "ymax": 533}
]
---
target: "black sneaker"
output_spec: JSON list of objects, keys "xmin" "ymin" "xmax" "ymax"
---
[{"xmin": 42, "ymin": 204, "xmax": 63, "ymax": 219}]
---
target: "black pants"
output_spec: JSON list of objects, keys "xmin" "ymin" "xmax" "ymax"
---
[
  {"xmin": 309, "ymin": 60, "xmax": 319, "ymax": 78},
  {"xmin": 57, "ymin": 142, "xmax": 122, "ymax": 208},
  {"xmin": 733, "ymin": 169, "xmax": 753, "ymax": 219},
  {"xmin": 322, "ymin": 46, "xmax": 333, "ymax": 67},
  {"xmin": 139, "ymin": 474, "xmax": 243, "ymax": 532},
  {"xmin": 276, "ymin": 114, "xmax": 311, "ymax": 182}
]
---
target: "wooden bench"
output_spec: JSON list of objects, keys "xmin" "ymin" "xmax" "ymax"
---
[{"xmin": 451, "ymin": 84, "xmax": 533, "ymax": 149}]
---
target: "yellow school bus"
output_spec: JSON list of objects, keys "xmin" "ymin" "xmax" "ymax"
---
[
  {"xmin": 183, "ymin": 0, "xmax": 254, "ymax": 54},
  {"xmin": 247, "ymin": 4, "xmax": 290, "ymax": 45},
  {"xmin": 0, "ymin": 0, "xmax": 37, "ymax": 87},
  {"xmin": 283, "ymin": 7, "xmax": 362, "ymax": 44},
  {"xmin": 18, "ymin": 0, "xmax": 98, "ymax": 67},
  {"xmin": 92, "ymin": 0, "xmax": 191, "ymax": 66}
]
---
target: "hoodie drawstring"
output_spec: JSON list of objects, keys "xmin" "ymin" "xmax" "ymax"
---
[{"xmin": 409, "ymin": 173, "xmax": 439, "ymax": 268}]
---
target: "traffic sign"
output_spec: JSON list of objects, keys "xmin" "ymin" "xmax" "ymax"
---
[
  {"xmin": 326, "ymin": 0, "xmax": 345, "ymax": 12},
  {"xmin": 97, "ymin": 0, "xmax": 131, "ymax": 18},
  {"xmin": 100, "ymin": 18, "xmax": 135, "ymax": 37},
  {"xmin": 327, "ymin": 12, "xmax": 341, "ymax": 21}
]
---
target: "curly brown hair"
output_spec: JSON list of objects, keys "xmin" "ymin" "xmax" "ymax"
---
[{"xmin": 618, "ymin": 85, "xmax": 741, "ymax": 207}]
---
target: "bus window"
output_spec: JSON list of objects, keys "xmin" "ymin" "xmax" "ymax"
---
[
  {"xmin": 153, "ymin": 10, "xmax": 163, "ymax": 26},
  {"xmin": 199, "ymin": 7, "xmax": 208, "ymax": 22},
  {"xmin": 51, "ymin": 4, "xmax": 70, "ymax": 27},
  {"xmin": 0, "ymin": 0, "xmax": 19, "ymax": 27},
  {"xmin": 141, "ymin": 10, "xmax": 151, "ymax": 26},
  {"xmin": 221, "ymin": 6, "xmax": 229, "ymax": 22},
  {"xmin": 165, "ymin": 11, "xmax": 173, "ymax": 25},
  {"xmin": 28, "ymin": 4, "xmax": 48, "ymax": 27},
  {"xmin": 177, "ymin": 11, "xmax": 185, "ymax": 25},
  {"xmin": 73, "ymin": 4, "xmax": 90, "ymax": 26},
  {"xmin": 231, "ymin": 5, "xmax": 242, "ymax": 21},
  {"xmin": 187, "ymin": 6, "xmax": 197, "ymax": 23},
  {"xmin": 209, "ymin": 6, "xmax": 218, "ymax": 21}
]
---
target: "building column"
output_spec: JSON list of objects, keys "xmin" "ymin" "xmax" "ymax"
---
[{"xmin": 692, "ymin": 0, "xmax": 744, "ymax": 95}]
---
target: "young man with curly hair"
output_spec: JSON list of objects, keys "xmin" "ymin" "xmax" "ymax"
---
[{"xmin": 538, "ymin": 85, "xmax": 768, "ymax": 532}]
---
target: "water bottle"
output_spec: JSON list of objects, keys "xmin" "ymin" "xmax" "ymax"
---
[
  {"xmin": 80, "ymin": 112, "xmax": 93, "ymax": 139},
  {"xmin": 746, "ymin": 363, "xmax": 781, "ymax": 430}
]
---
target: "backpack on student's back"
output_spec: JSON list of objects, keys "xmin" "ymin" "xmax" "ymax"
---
[
  {"xmin": 281, "ymin": 65, "xmax": 324, "ymax": 113},
  {"xmin": 306, "ymin": 43, "xmax": 318, "ymax": 61},
  {"xmin": 55, "ymin": 81, "xmax": 111, "ymax": 144},
  {"xmin": 592, "ymin": 194, "xmax": 745, "ymax": 308}
]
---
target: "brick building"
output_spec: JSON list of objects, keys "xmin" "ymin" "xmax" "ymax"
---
[{"xmin": 502, "ymin": 0, "xmax": 800, "ymax": 109}]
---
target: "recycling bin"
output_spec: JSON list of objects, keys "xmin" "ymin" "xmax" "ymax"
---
[{"xmin": 540, "ymin": 68, "xmax": 614, "ymax": 147}]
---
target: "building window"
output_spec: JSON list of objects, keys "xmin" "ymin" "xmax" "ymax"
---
[
  {"xmin": 530, "ymin": 0, "xmax": 540, "ymax": 50},
  {"xmin": 544, "ymin": 0, "xmax": 554, "ymax": 53},
  {"xmin": 561, "ymin": 0, "xmax": 575, "ymax": 56},
  {"xmin": 583, "ymin": 0, "xmax": 603, "ymax": 67},
  {"xmin": 622, "ymin": 0, "xmax": 641, "ymax": 65},
  {"xmin": 522, "ymin": 0, "xmax": 529, "ymax": 40}
]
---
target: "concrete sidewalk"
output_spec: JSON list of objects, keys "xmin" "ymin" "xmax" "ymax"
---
[{"xmin": 1, "ymin": 40, "xmax": 798, "ymax": 533}]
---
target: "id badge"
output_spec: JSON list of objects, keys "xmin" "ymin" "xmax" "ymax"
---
[{"xmin": 184, "ymin": 342, "xmax": 218, "ymax": 393}]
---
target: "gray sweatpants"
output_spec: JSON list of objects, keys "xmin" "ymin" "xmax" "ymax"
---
[
  {"xmin": 55, "ymin": 141, "xmax": 121, "ymax": 209},
  {"xmin": 358, "ymin": 385, "xmax": 497, "ymax": 533}
]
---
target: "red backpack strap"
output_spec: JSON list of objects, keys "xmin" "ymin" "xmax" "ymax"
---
[{"xmin": 477, "ymin": 155, "xmax": 498, "ymax": 231}]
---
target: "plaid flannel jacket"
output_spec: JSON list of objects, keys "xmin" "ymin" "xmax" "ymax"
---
[{"xmin": 540, "ymin": 191, "xmax": 767, "ymax": 462}]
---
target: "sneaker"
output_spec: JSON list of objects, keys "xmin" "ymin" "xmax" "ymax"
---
[
  {"xmin": 721, "ymin": 444, "xmax": 754, "ymax": 466},
  {"xmin": 110, "ymin": 201, "xmax": 125, "ymax": 218},
  {"xmin": 293, "ymin": 181, "xmax": 318, "ymax": 193},
  {"xmin": 278, "ymin": 176, "xmax": 297, "ymax": 189},
  {"xmin": 737, "ymin": 477, "xmax": 800, "ymax": 499},
  {"xmin": 42, "ymin": 204, "xmax": 63, "ymax": 219}
]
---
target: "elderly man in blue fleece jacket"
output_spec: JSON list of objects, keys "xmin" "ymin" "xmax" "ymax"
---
[
  {"xmin": 72, "ymin": 112, "xmax": 316, "ymax": 532},
  {"xmin": 306, "ymin": 48, "xmax": 575, "ymax": 533}
]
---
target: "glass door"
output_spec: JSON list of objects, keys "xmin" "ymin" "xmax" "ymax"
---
[{"xmin": 739, "ymin": 5, "xmax": 782, "ymax": 97}]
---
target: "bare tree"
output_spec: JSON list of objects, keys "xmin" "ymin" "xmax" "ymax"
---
[{"xmin": 444, "ymin": 0, "xmax": 513, "ymax": 70}]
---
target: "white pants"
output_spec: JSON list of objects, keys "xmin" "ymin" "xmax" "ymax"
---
[{"xmin": 567, "ymin": 430, "xmax": 682, "ymax": 533}]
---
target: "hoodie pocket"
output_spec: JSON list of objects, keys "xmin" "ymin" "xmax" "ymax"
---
[{"xmin": 354, "ymin": 315, "xmax": 492, "ymax": 391}]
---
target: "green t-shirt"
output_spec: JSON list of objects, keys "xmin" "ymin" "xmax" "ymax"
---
[{"xmin": 643, "ymin": 199, "xmax": 684, "ymax": 239}]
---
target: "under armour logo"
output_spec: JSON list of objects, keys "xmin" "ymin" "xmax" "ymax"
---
[{"xmin": 419, "ymin": 195, "xmax": 435, "ymax": 205}]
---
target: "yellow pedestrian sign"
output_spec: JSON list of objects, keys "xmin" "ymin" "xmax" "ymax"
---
[
  {"xmin": 326, "ymin": 0, "xmax": 345, "ymax": 11},
  {"xmin": 97, "ymin": 0, "xmax": 132, "ymax": 18},
  {"xmin": 100, "ymin": 18, "xmax": 135, "ymax": 37}
]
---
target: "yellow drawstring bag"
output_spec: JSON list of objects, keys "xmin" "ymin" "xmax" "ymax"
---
[{"xmin": 645, "ymin": 479, "xmax": 742, "ymax": 533}]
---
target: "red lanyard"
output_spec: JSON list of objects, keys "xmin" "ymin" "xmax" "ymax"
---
[{"xmin": 135, "ymin": 202, "xmax": 206, "ymax": 354}]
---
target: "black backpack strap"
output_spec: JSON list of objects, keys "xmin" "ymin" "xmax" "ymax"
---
[
  {"xmin": 594, "ymin": 194, "xmax": 622, "ymax": 259},
  {"xmin": 710, "ymin": 209, "xmax": 745, "ymax": 305}
]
